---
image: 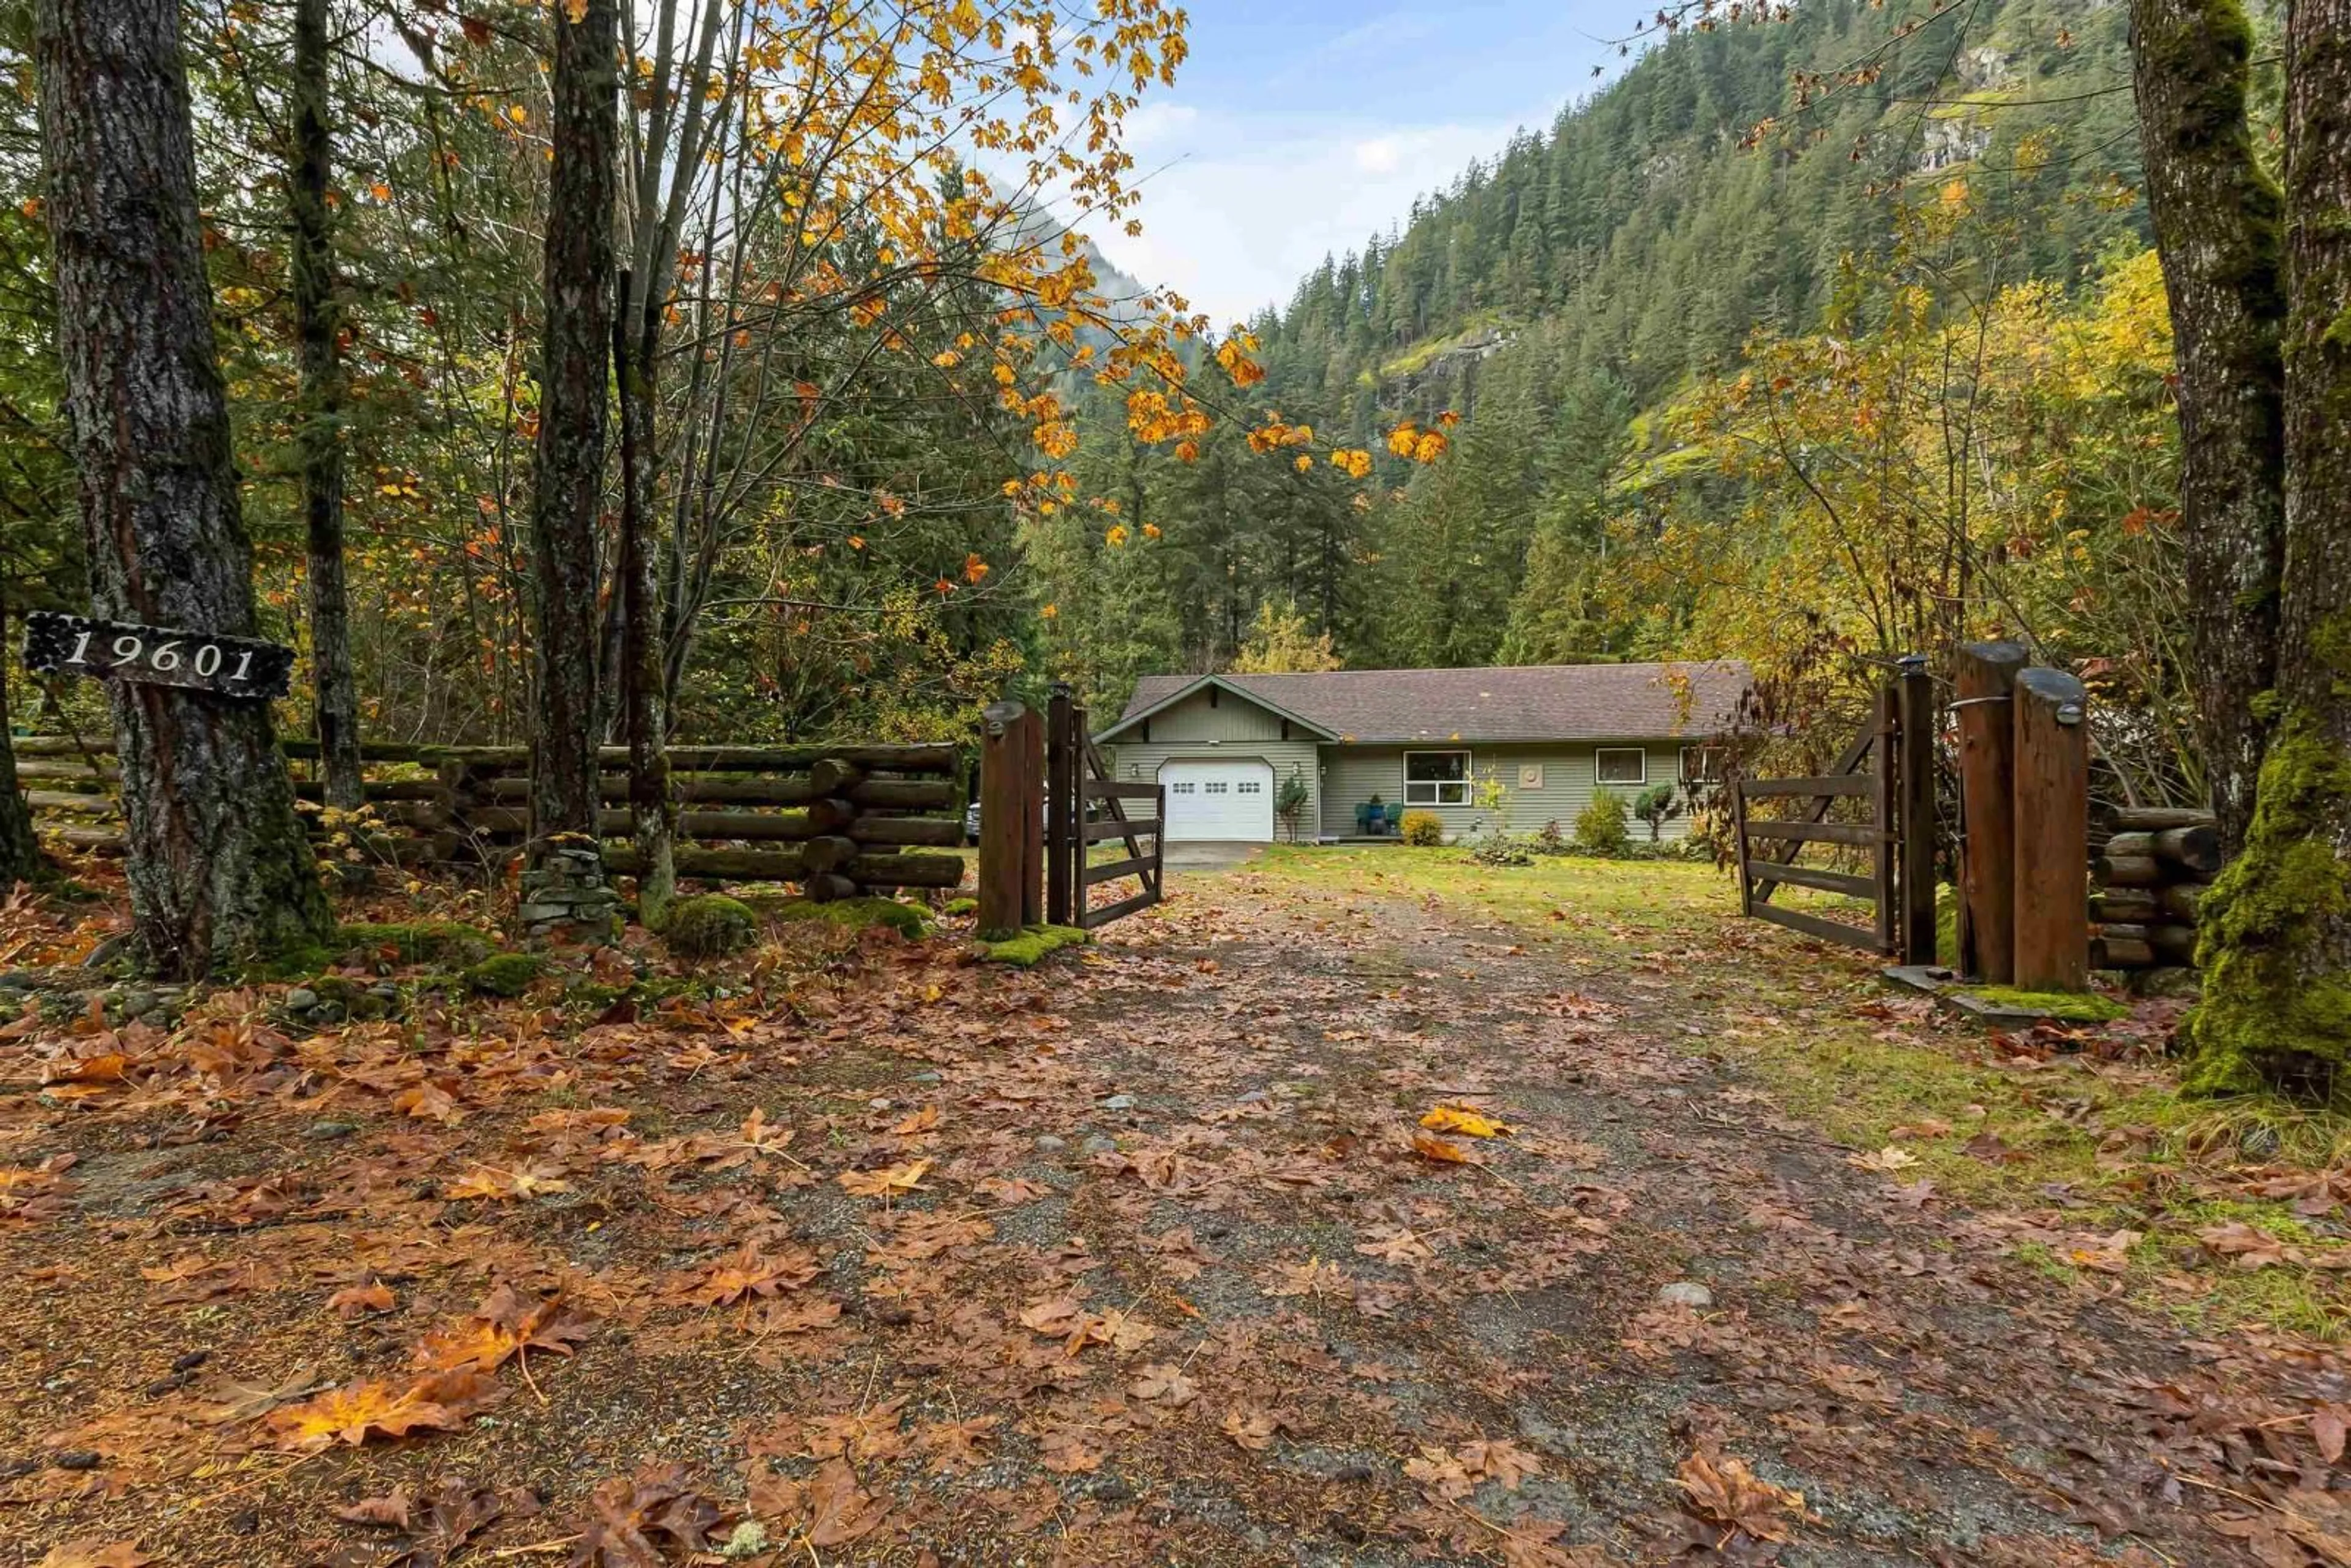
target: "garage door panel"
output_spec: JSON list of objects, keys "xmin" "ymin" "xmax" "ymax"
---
[{"xmin": 1160, "ymin": 760, "xmax": 1274, "ymax": 841}]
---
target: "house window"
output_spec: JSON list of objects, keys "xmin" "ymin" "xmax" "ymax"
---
[
  {"xmin": 1680, "ymin": 745, "xmax": 1727, "ymax": 784},
  {"xmin": 1205, "ymin": 781, "xmax": 1228, "ymax": 795},
  {"xmin": 1172, "ymin": 782, "xmax": 1196, "ymax": 795},
  {"xmin": 1595, "ymin": 748, "xmax": 1648, "ymax": 787},
  {"xmin": 1237, "ymin": 780, "xmax": 1262, "ymax": 794},
  {"xmin": 1404, "ymin": 750, "xmax": 1471, "ymax": 806}
]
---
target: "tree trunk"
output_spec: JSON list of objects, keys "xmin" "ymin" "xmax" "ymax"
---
[
  {"xmin": 0, "ymin": 606, "xmax": 43, "ymax": 886},
  {"xmin": 2128, "ymin": 0, "xmax": 2288, "ymax": 857},
  {"xmin": 522, "ymin": 0, "xmax": 619, "ymax": 935},
  {"xmin": 2183, "ymin": 0, "xmax": 2351, "ymax": 1101},
  {"xmin": 291, "ymin": 0, "xmax": 361, "ymax": 814},
  {"xmin": 34, "ymin": 0, "xmax": 332, "ymax": 977},
  {"xmin": 614, "ymin": 274, "xmax": 675, "ymax": 927}
]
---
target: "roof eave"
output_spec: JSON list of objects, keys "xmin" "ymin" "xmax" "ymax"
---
[{"xmin": 1097, "ymin": 674, "xmax": 1341, "ymax": 743}]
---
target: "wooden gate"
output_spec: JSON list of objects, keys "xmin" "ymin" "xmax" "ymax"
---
[
  {"xmin": 1731, "ymin": 659, "xmax": 1938, "ymax": 962},
  {"xmin": 1048, "ymin": 684, "xmax": 1164, "ymax": 931},
  {"xmin": 975, "ymin": 686, "xmax": 1164, "ymax": 940}
]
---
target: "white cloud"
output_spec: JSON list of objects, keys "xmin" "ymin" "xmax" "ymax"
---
[{"xmin": 1087, "ymin": 108, "xmax": 1539, "ymax": 325}]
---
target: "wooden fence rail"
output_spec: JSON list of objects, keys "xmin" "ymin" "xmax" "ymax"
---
[{"xmin": 10, "ymin": 735, "xmax": 967, "ymax": 901}]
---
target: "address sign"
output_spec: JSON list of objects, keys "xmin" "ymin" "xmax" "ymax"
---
[{"xmin": 23, "ymin": 610, "xmax": 294, "ymax": 702}]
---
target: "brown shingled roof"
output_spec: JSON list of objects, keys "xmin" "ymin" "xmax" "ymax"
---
[{"xmin": 1107, "ymin": 661, "xmax": 1750, "ymax": 745}]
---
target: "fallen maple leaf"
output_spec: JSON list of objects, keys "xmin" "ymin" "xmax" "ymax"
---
[
  {"xmin": 1420, "ymin": 1104, "xmax": 1510, "ymax": 1138},
  {"xmin": 1129, "ymin": 1362, "xmax": 1198, "ymax": 1406},
  {"xmin": 330, "ymin": 1280, "xmax": 397, "ymax": 1319},
  {"xmin": 2200, "ymin": 1220, "xmax": 2290, "ymax": 1270},
  {"xmin": 1847, "ymin": 1146, "xmax": 1919, "ymax": 1173},
  {"xmin": 1411, "ymin": 1133, "xmax": 1473, "ymax": 1165},
  {"xmin": 683, "ymin": 1244, "xmax": 820, "ymax": 1307},
  {"xmin": 194, "ymin": 1366, "xmax": 334, "ymax": 1424},
  {"xmin": 444, "ymin": 1161, "xmax": 571, "ymax": 1201},
  {"xmin": 573, "ymin": 1463, "xmax": 726, "ymax": 1565},
  {"xmin": 747, "ymin": 1455, "xmax": 888, "ymax": 1547},
  {"xmin": 1676, "ymin": 1446, "xmax": 1807, "ymax": 1544},
  {"xmin": 264, "ymin": 1368, "xmax": 504, "ymax": 1452},
  {"xmin": 1038, "ymin": 1428, "xmax": 1104, "ymax": 1472},
  {"xmin": 891, "ymin": 1105, "xmax": 940, "ymax": 1135},
  {"xmin": 1221, "ymin": 1406, "xmax": 1278, "ymax": 1451},
  {"xmin": 1460, "ymin": 1436, "xmax": 1544, "ymax": 1489},
  {"xmin": 837, "ymin": 1158, "xmax": 931, "ymax": 1198},
  {"xmin": 413, "ymin": 1283, "xmax": 594, "ymax": 1371},
  {"xmin": 1356, "ymin": 1226, "xmax": 1435, "ymax": 1265},
  {"xmin": 37, "ymin": 1543, "xmax": 150, "ymax": 1568}
]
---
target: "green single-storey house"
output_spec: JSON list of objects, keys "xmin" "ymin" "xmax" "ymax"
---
[{"xmin": 1097, "ymin": 660, "xmax": 1750, "ymax": 843}]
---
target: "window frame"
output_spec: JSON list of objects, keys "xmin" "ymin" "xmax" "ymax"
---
[
  {"xmin": 1679, "ymin": 745, "xmax": 1727, "ymax": 784},
  {"xmin": 1594, "ymin": 746, "xmax": 1649, "ymax": 787},
  {"xmin": 1403, "ymin": 748, "xmax": 1473, "ymax": 807}
]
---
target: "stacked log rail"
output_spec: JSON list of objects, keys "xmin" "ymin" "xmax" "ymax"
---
[
  {"xmin": 2089, "ymin": 803, "xmax": 2217, "ymax": 983},
  {"xmin": 6, "ymin": 737, "xmax": 966, "ymax": 900}
]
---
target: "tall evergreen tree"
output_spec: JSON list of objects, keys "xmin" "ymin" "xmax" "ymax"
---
[{"xmin": 34, "ymin": 0, "xmax": 332, "ymax": 975}]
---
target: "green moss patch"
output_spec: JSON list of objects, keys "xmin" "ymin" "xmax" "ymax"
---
[
  {"xmin": 1957, "ymin": 986, "xmax": 2129, "ymax": 1024},
  {"xmin": 759, "ymin": 896, "xmax": 931, "ymax": 940},
  {"xmin": 941, "ymin": 897, "xmax": 978, "ymax": 917},
  {"xmin": 462, "ymin": 953, "xmax": 547, "ymax": 997},
  {"xmin": 337, "ymin": 921, "xmax": 496, "ymax": 966},
  {"xmin": 664, "ymin": 895, "xmax": 760, "ymax": 959},
  {"xmin": 977, "ymin": 925, "xmax": 1089, "ymax": 967}
]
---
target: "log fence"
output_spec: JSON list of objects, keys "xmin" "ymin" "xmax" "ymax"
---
[{"xmin": 9, "ymin": 735, "xmax": 967, "ymax": 900}]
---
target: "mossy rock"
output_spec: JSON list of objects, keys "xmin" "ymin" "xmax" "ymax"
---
[
  {"xmin": 1958, "ymin": 985, "xmax": 2129, "ymax": 1025},
  {"xmin": 462, "ymin": 953, "xmax": 547, "ymax": 997},
  {"xmin": 941, "ymin": 897, "xmax": 978, "ymax": 918},
  {"xmin": 977, "ymin": 925, "xmax": 1089, "ymax": 967},
  {"xmin": 337, "ymin": 921, "xmax": 496, "ymax": 967},
  {"xmin": 761, "ymin": 896, "xmax": 931, "ymax": 940},
  {"xmin": 666, "ymin": 894, "xmax": 760, "ymax": 959}
]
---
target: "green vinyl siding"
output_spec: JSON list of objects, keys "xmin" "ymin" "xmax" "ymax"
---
[
  {"xmin": 1104, "ymin": 740, "xmax": 1322, "ymax": 841},
  {"xmin": 1316, "ymin": 741, "xmax": 1698, "ymax": 841},
  {"xmin": 1121, "ymin": 686, "xmax": 1292, "ymax": 743}
]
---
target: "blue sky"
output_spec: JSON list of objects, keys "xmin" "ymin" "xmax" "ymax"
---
[{"xmin": 1089, "ymin": 0, "xmax": 1631, "ymax": 324}]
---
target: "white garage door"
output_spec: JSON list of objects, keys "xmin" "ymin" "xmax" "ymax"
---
[{"xmin": 1158, "ymin": 759, "xmax": 1275, "ymax": 842}]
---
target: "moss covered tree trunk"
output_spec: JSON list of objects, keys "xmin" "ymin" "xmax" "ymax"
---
[
  {"xmin": 522, "ymin": 0, "xmax": 618, "ymax": 928},
  {"xmin": 2131, "ymin": 0, "xmax": 2351, "ymax": 1097},
  {"xmin": 2183, "ymin": 0, "xmax": 2351, "ymax": 1098},
  {"xmin": 2128, "ymin": 0, "xmax": 2287, "ymax": 858},
  {"xmin": 34, "ymin": 0, "xmax": 332, "ymax": 976}
]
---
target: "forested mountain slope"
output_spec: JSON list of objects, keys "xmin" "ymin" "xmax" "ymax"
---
[{"xmin": 1030, "ymin": 0, "xmax": 2157, "ymax": 713}]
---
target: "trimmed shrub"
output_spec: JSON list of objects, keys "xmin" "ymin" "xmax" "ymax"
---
[
  {"xmin": 665, "ymin": 894, "xmax": 760, "ymax": 959},
  {"xmin": 1573, "ymin": 790, "xmax": 1630, "ymax": 855},
  {"xmin": 1531, "ymin": 819, "xmax": 1570, "ymax": 856},
  {"xmin": 1399, "ymin": 809, "xmax": 1445, "ymax": 846},
  {"xmin": 1633, "ymin": 782, "xmax": 1678, "ymax": 842},
  {"xmin": 1470, "ymin": 833, "xmax": 1532, "ymax": 867}
]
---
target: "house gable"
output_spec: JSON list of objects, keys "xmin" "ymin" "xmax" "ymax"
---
[{"xmin": 1095, "ymin": 674, "xmax": 1338, "ymax": 746}]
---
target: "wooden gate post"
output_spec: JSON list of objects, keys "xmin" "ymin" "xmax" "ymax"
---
[
  {"xmin": 977, "ymin": 699, "xmax": 1033, "ymax": 940},
  {"xmin": 1954, "ymin": 641, "xmax": 2028, "ymax": 982},
  {"xmin": 1872, "ymin": 683, "xmax": 1899, "ymax": 955},
  {"xmin": 1046, "ymin": 684, "xmax": 1074, "ymax": 926},
  {"xmin": 1896, "ymin": 658, "xmax": 1939, "ymax": 965},
  {"xmin": 2012, "ymin": 668, "xmax": 2090, "ymax": 992},
  {"xmin": 1016, "ymin": 706, "xmax": 1044, "ymax": 927}
]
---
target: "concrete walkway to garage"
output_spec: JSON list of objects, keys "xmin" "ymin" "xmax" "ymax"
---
[{"xmin": 1160, "ymin": 840, "xmax": 1264, "ymax": 871}]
